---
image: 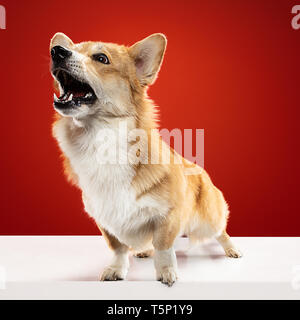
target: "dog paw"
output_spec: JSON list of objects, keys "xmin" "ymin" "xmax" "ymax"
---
[
  {"xmin": 157, "ymin": 267, "xmax": 178, "ymax": 287},
  {"xmin": 225, "ymin": 248, "xmax": 243, "ymax": 258},
  {"xmin": 100, "ymin": 267, "xmax": 126, "ymax": 281},
  {"xmin": 134, "ymin": 249, "xmax": 153, "ymax": 258}
]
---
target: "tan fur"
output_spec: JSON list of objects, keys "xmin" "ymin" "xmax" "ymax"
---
[
  {"xmin": 50, "ymin": 32, "xmax": 242, "ymax": 286},
  {"xmin": 98, "ymin": 224, "xmax": 128, "ymax": 253}
]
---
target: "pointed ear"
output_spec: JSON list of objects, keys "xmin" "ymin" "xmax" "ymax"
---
[
  {"xmin": 129, "ymin": 33, "xmax": 167, "ymax": 86},
  {"xmin": 50, "ymin": 32, "xmax": 74, "ymax": 49}
]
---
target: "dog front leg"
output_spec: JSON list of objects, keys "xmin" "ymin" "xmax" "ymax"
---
[
  {"xmin": 152, "ymin": 213, "xmax": 180, "ymax": 286},
  {"xmin": 98, "ymin": 225, "xmax": 129, "ymax": 281}
]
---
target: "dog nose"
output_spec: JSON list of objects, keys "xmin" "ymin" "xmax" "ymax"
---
[{"xmin": 51, "ymin": 46, "xmax": 71, "ymax": 63}]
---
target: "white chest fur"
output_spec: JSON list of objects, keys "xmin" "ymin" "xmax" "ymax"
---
[{"xmin": 53, "ymin": 118, "xmax": 168, "ymax": 250}]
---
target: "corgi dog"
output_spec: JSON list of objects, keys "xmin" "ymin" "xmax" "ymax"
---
[{"xmin": 50, "ymin": 32, "xmax": 242, "ymax": 286}]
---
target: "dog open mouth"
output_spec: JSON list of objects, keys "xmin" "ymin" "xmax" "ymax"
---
[{"xmin": 53, "ymin": 69, "xmax": 97, "ymax": 108}]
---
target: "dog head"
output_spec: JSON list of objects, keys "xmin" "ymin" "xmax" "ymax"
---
[{"xmin": 50, "ymin": 32, "xmax": 167, "ymax": 119}]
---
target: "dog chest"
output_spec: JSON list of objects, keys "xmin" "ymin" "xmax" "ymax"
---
[{"xmin": 54, "ymin": 119, "xmax": 168, "ymax": 248}]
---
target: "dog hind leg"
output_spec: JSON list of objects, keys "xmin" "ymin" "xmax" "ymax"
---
[
  {"xmin": 134, "ymin": 249, "xmax": 154, "ymax": 258},
  {"xmin": 216, "ymin": 230, "xmax": 243, "ymax": 258}
]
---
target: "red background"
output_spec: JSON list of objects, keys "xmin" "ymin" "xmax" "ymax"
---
[{"xmin": 0, "ymin": 0, "xmax": 299, "ymax": 235}]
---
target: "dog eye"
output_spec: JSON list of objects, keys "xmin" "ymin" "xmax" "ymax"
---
[{"xmin": 92, "ymin": 53, "xmax": 110, "ymax": 64}]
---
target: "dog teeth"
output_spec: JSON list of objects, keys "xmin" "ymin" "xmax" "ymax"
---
[
  {"xmin": 85, "ymin": 92, "xmax": 93, "ymax": 98},
  {"xmin": 67, "ymin": 94, "xmax": 73, "ymax": 101},
  {"xmin": 54, "ymin": 93, "xmax": 59, "ymax": 102}
]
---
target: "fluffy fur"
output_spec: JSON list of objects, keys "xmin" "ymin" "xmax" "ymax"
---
[{"xmin": 50, "ymin": 32, "xmax": 242, "ymax": 286}]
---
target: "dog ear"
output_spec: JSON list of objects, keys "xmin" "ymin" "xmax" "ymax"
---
[
  {"xmin": 129, "ymin": 33, "xmax": 167, "ymax": 86},
  {"xmin": 50, "ymin": 32, "xmax": 74, "ymax": 49}
]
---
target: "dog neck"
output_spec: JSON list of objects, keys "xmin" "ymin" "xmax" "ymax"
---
[{"xmin": 70, "ymin": 95, "xmax": 158, "ymax": 133}]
